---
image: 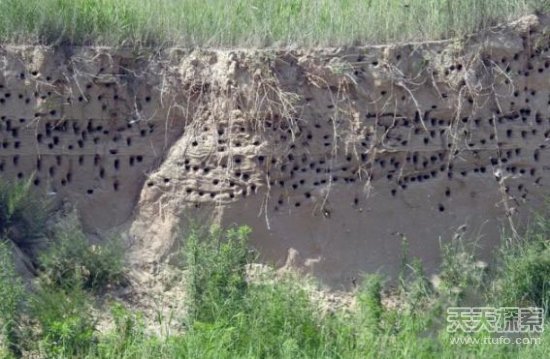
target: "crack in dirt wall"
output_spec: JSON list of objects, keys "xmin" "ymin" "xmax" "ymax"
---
[{"xmin": 1, "ymin": 15, "xmax": 549, "ymax": 287}]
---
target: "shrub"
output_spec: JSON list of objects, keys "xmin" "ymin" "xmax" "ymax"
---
[
  {"xmin": 38, "ymin": 212, "xmax": 125, "ymax": 292},
  {"xmin": 43, "ymin": 217, "xmax": 547, "ymax": 359},
  {"xmin": 30, "ymin": 283, "xmax": 96, "ymax": 358},
  {"xmin": 180, "ymin": 225, "xmax": 330, "ymax": 358}
]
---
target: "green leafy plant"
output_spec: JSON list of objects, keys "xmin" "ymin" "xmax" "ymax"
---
[
  {"xmin": 38, "ymin": 212, "xmax": 125, "ymax": 292},
  {"xmin": 30, "ymin": 283, "xmax": 96, "ymax": 358},
  {"xmin": 356, "ymin": 274, "xmax": 384, "ymax": 334},
  {"xmin": 184, "ymin": 225, "xmax": 252, "ymax": 324}
]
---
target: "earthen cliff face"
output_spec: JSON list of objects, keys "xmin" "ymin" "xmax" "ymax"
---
[{"xmin": 1, "ymin": 16, "xmax": 548, "ymax": 286}]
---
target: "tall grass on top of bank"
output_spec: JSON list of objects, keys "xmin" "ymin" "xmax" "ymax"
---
[{"xmin": 0, "ymin": 0, "xmax": 547, "ymax": 47}]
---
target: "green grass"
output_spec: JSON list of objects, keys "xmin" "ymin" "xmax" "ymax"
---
[
  {"xmin": 2, "ymin": 219, "xmax": 548, "ymax": 358},
  {"xmin": 92, "ymin": 219, "xmax": 550, "ymax": 358},
  {"xmin": 30, "ymin": 284, "xmax": 96, "ymax": 358},
  {"xmin": 0, "ymin": 242, "xmax": 25, "ymax": 358},
  {"xmin": 492, "ymin": 212, "xmax": 550, "ymax": 310},
  {"xmin": 184, "ymin": 225, "xmax": 252, "ymax": 324},
  {"xmin": 0, "ymin": 0, "xmax": 547, "ymax": 47}
]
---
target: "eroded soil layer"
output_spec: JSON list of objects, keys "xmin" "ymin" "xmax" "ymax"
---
[{"xmin": 1, "ymin": 16, "xmax": 549, "ymax": 287}]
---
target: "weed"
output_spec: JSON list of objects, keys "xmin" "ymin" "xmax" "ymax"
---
[
  {"xmin": 183, "ymin": 225, "xmax": 252, "ymax": 324},
  {"xmin": 94, "ymin": 303, "xmax": 147, "ymax": 358},
  {"xmin": 356, "ymin": 274, "xmax": 384, "ymax": 333},
  {"xmin": 38, "ymin": 212, "xmax": 125, "ymax": 292},
  {"xmin": 30, "ymin": 283, "xmax": 96, "ymax": 358}
]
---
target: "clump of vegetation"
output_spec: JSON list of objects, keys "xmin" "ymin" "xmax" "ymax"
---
[
  {"xmin": 30, "ymin": 284, "xmax": 96, "ymax": 358},
  {"xmin": 436, "ymin": 236, "xmax": 486, "ymax": 302},
  {"xmin": 180, "ymin": 225, "xmax": 324, "ymax": 358},
  {"xmin": 95, "ymin": 303, "xmax": 147, "ymax": 357},
  {"xmin": 0, "ymin": 180, "xmax": 128, "ymax": 357},
  {"xmin": 0, "ymin": 178, "xmax": 48, "ymax": 246},
  {"xmin": 184, "ymin": 225, "xmax": 252, "ymax": 323},
  {"xmin": 0, "ymin": 0, "xmax": 546, "ymax": 46},
  {"xmin": 492, "ymin": 211, "xmax": 550, "ymax": 311},
  {"xmin": 38, "ymin": 212, "xmax": 125, "ymax": 292}
]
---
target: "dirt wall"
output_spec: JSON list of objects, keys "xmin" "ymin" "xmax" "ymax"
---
[{"xmin": 1, "ymin": 15, "xmax": 548, "ymax": 288}]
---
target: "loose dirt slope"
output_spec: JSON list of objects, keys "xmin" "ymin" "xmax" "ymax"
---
[{"xmin": 0, "ymin": 15, "xmax": 548, "ymax": 287}]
